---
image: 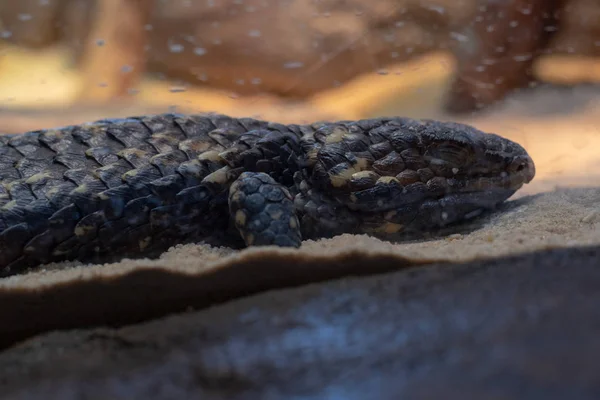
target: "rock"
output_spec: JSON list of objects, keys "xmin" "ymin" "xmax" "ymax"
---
[{"xmin": 1, "ymin": 244, "xmax": 600, "ymax": 399}]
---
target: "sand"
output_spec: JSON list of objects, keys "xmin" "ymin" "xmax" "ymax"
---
[{"xmin": 2, "ymin": 244, "xmax": 600, "ymax": 399}]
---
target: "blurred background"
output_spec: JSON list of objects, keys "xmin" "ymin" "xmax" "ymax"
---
[{"xmin": 0, "ymin": 0, "xmax": 599, "ymax": 192}]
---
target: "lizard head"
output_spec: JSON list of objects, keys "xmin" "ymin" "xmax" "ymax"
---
[{"xmin": 295, "ymin": 118, "xmax": 535, "ymax": 238}]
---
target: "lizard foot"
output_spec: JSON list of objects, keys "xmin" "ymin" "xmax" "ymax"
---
[{"xmin": 228, "ymin": 172, "xmax": 302, "ymax": 248}]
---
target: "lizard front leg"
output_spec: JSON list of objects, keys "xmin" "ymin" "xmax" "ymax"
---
[{"xmin": 228, "ymin": 172, "xmax": 302, "ymax": 248}]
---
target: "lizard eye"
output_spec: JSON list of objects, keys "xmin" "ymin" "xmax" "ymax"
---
[{"xmin": 424, "ymin": 141, "xmax": 474, "ymax": 173}]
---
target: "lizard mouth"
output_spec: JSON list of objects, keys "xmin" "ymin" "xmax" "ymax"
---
[
  {"xmin": 332, "ymin": 153, "xmax": 536, "ymax": 213},
  {"xmin": 447, "ymin": 153, "xmax": 535, "ymax": 193},
  {"xmin": 340, "ymin": 154, "xmax": 535, "ymax": 235}
]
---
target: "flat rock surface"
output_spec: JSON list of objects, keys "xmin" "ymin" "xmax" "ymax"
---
[{"xmin": 1, "ymin": 244, "xmax": 600, "ymax": 399}]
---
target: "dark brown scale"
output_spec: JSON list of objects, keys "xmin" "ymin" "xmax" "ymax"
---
[
  {"xmin": 14, "ymin": 157, "xmax": 51, "ymax": 180},
  {"xmin": 218, "ymin": 133, "xmax": 262, "ymax": 166},
  {"xmin": 69, "ymin": 182, "xmax": 107, "ymax": 214},
  {"xmin": 114, "ymin": 223, "xmax": 153, "ymax": 252},
  {"xmin": 150, "ymin": 151, "xmax": 188, "ymax": 176},
  {"xmin": 328, "ymin": 163, "xmax": 352, "ymax": 178},
  {"xmin": 400, "ymin": 182, "xmax": 430, "ymax": 204},
  {"xmin": 0, "ymin": 223, "xmax": 30, "ymax": 268},
  {"xmin": 149, "ymin": 205, "xmax": 181, "ymax": 230},
  {"xmin": 45, "ymin": 182, "xmax": 79, "ymax": 208},
  {"xmin": 350, "ymin": 181, "xmax": 403, "ymax": 210},
  {"xmin": 426, "ymin": 177, "xmax": 450, "ymax": 195},
  {"xmin": 297, "ymin": 123, "xmax": 319, "ymax": 137},
  {"xmin": 368, "ymin": 141, "xmax": 393, "ymax": 160},
  {"xmin": 79, "ymin": 172, "xmax": 110, "ymax": 191},
  {"xmin": 173, "ymin": 114, "xmax": 217, "ymax": 138},
  {"xmin": 208, "ymin": 128, "xmax": 241, "ymax": 147},
  {"xmin": 0, "ymin": 168, "xmax": 20, "ymax": 183},
  {"xmin": 0, "ymin": 185, "xmax": 9, "ymax": 207},
  {"xmin": 204, "ymin": 114, "xmax": 247, "ymax": 133},
  {"xmin": 355, "ymin": 118, "xmax": 390, "ymax": 132},
  {"xmin": 139, "ymin": 114, "xmax": 186, "ymax": 138},
  {"xmin": 349, "ymin": 171, "xmax": 380, "ymax": 191},
  {"xmin": 95, "ymin": 161, "xmax": 133, "ymax": 188},
  {"xmin": 119, "ymin": 148, "xmax": 154, "ymax": 168},
  {"xmin": 105, "ymin": 120, "xmax": 155, "ymax": 152},
  {"xmin": 147, "ymin": 134, "xmax": 181, "ymax": 153},
  {"xmin": 265, "ymin": 121, "xmax": 294, "ymax": 134},
  {"xmin": 21, "ymin": 199, "xmax": 57, "ymax": 230},
  {"xmin": 364, "ymin": 125, "xmax": 393, "ymax": 145},
  {"xmin": 63, "ymin": 168, "xmax": 92, "ymax": 185},
  {"xmin": 345, "ymin": 151, "xmax": 374, "ymax": 168},
  {"xmin": 121, "ymin": 165, "xmax": 163, "ymax": 188},
  {"xmin": 6, "ymin": 182, "xmax": 36, "ymax": 204},
  {"xmin": 316, "ymin": 142, "xmax": 348, "ymax": 171},
  {"xmin": 255, "ymin": 159, "xmax": 276, "ymax": 174},
  {"xmin": 343, "ymin": 133, "xmax": 371, "ymax": 153},
  {"xmin": 52, "ymin": 236, "xmax": 82, "ymax": 259},
  {"xmin": 54, "ymin": 153, "xmax": 91, "ymax": 170},
  {"xmin": 27, "ymin": 172, "xmax": 65, "ymax": 200},
  {"xmin": 312, "ymin": 124, "xmax": 339, "ymax": 145},
  {"xmin": 417, "ymin": 168, "xmax": 435, "ymax": 183},
  {"xmin": 40, "ymin": 128, "xmax": 89, "ymax": 156},
  {"xmin": 236, "ymin": 117, "xmax": 271, "ymax": 132},
  {"xmin": 98, "ymin": 219, "xmax": 130, "ymax": 246},
  {"xmin": 177, "ymin": 159, "xmax": 213, "ymax": 185},
  {"xmin": 0, "ymin": 137, "xmax": 22, "ymax": 181},
  {"xmin": 37, "ymin": 129, "xmax": 69, "ymax": 151},
  {"xmin": 47, "ymin": 204, "xmax": 81, "ymax": 242},
  {"xmin": 400, "ymin": 148, "xmax": 427, "ymax": 170},
  {"xmin": 123, "ymin": 195, "xmax": 162, "ymax": 227},
  {"xmin": 72, "ymin": 125, "xmax": 118, "ymax": 149},
  {"xmin": 376, "ymin": 204, "xmax": 420, "ymax": 226},
  {"xmin": 372, "ymin": 152, "xmax": 405, "ymax": 176},
  {"xmin": 8, "ymin": 132, "xmax": 48, "ymax": 159},
  {"xmin": 74, "ymin": 211, "xmax": 107, "ymax": 243},
  {"xmin": 23, "ymin": 230, "xmax": 55, "ymax": 263},
  {"xmin": 146, "ymin": 175, "xmax": 184, "ymax": 203},
  {"xmin": 76, "ymin": 241, "xmax": 106, "ymax": 262},
  {"xmin": 388, "ymin": 131, "xmax": 422, "ymax": 153},
  {"xmin": 179, "ymin": 137, "xmax": 221, "ymax": 159},
  {"xmin": 96, "ymin": 185, "xmax": 135, "ymax": 219},
  {"xmin": 86, "ymin": 147, "xmax": 121, "ymax": 166}
]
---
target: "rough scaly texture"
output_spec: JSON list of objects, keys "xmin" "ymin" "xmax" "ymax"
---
[{"xmin": 0, "ymin": 113, "xmax": 535, "ymax": 276}]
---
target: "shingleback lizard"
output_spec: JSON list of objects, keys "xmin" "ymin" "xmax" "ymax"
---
[{"xmin": 0, "ymin": 113, "xmax": 535, "ymax": 277}]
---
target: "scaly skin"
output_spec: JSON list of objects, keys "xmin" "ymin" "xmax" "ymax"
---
[{"xmin": 0, "ymin": 113, "xmax": 535, "ymax": 276}]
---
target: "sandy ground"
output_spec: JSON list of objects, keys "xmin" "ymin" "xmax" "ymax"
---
[{"xmin": 3, "ymin": 245, "xmax": 600, "ymax": 399}]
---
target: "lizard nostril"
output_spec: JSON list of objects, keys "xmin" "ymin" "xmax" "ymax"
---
[{"xmin": 510, "ymin": 155, "xmax": 535, "ymax": 183}]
